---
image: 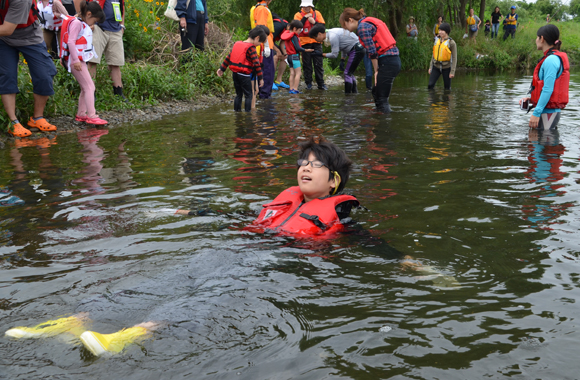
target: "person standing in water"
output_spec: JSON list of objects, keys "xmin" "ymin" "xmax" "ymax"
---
[
  {"xmin": 520, "ymin": 24, "xmax": 569, "ymax": 130},
  {"xmin": 341, "ymin": 8, "xmax": 400, "ymax": 113},
  {"xmin": 428, "ymin": 23, "xmax": 457, "ymax": 90}
]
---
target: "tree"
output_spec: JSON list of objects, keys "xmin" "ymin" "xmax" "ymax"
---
[{"xmin": 569, "ymin": 0, "xmax": 580, "ymax": 16}]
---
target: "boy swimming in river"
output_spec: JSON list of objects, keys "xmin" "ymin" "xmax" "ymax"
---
[{"xmin": 177, "ymin": 137, "xmax": 360, "ymax": 237}]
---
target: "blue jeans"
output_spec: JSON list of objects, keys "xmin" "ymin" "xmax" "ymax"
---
[
  {"xmin": 0, "ymin": 41, "xmax": 56, "ymax": 96},
  {"xmin": 491, "ymin": 23, "xmax": 500, "ymax": 38}
]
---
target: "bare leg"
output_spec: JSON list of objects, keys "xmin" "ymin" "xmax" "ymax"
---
[
  {"xmin": 33, "ymin": 94, "xmax": 49, "ymax": 118},
  {"xmin": 108, "ymin": 65, "xmax": 122, "ymax": 87},
  {"xmin": 1, "ymin": 94, "xmax": 17, "ymax": 120},
  {"xmin": 275, "ymin": 60, "xmax": 287, "ymax": 83}
]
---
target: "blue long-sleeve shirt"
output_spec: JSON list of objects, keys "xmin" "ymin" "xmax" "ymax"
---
[
  {"xmin": 533, "ymin": 55, "xmax": 562, "ymax": 117},
  {"xmin": 175, "ymin": 0, "xmax": 208, "ymax": 24}
]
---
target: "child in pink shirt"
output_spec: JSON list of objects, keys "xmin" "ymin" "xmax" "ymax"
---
[{"xmin": 62, "ymin": 1, "xmax": 107, "ymax": 125}]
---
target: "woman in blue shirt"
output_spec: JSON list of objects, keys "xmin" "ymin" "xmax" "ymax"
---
[{"xmin": 520, "ymin": 24, "xmax": 569, "ymax": 130}]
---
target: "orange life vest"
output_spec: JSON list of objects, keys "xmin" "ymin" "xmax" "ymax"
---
[
  {"xmin": 0, "ymin": 0, "xmax": 38, "ymax": 29},
  {"xmin": 530, "ymin": 49, "xmax": 569, "ymax": 110},
  {"xmin": 229, "ymin": 41, "xmax": 254, "ymax": 75},
  {"xmin": 359, "ymin": 16, "xmax": 396, "ymax": 56},
  {"xmin": 59, "ymin": 15, "xmax": 95, "ymax": 71},
  {"xmin": 247, "ymin": 186, "xmax": 359, "ymax": 238}
]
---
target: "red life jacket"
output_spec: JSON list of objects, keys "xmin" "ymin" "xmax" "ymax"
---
[
  {"xmin": 59, "ymin": 15, "xmax": 95, "ymax": 71},
  {"xmin": 228, "ymin": 41, "xmax": 254, "ymax": 75},
  {"xmin": 298, "ymin": 9, "xmax": 316, "ymax": 38},
  {"xmin": 247, "ymin": 186, "xmax": 359, "ymax": 238},
  {"xmin": 530, "ymin": 49, "xmax": 569, "ymax": 110},
  {"xmin": 0, "ymin": 0, "xmax": 39, "ymax": 29},
  {"xmin": 359, "ymin": 16, "xmax": 396, "ymax": 56},
  {"xmin": 281, "ymin": 29, "xmax": 298, "ymax": 55}
]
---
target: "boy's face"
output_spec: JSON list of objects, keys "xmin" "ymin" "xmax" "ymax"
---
[
  {"xmin": 292, "ymin": 27, "xmax": 303, "ymax": 34},
  {"xmin": 297, "ymin": 152, "xmax": 336, "ymax": 202},
  {"xmin": 251, "ymin": 36, "xmax": 262, "ymax": 46}
]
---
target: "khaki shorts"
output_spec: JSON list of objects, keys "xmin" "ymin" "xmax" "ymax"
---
[
  {"xmin": 89, "ymin": 25, "xmax": 125, "ymax": 66},
  {"xmin": 468, "ymin": 29, "xmax": 478, "ymax": 38}
]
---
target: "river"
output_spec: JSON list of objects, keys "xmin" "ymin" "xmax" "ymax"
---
[{"xmin": 1, "ymin": 69, "xmax": 580, "ymax": 379}]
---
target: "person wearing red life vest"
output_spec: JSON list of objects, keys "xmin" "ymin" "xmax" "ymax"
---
[
  {"xmin": 520, "ymin": 24, "xmax": 569, "ymax": 130},
  {"xmin": 73, "ymin": 0, "xmax": 128, "ymax": 101},
  {"xmin": 342, "ymin": 7, "xmax": 400, "ymax": 113},
  {"xmin": 281, "ymin": 20, "xmax": 314, "ymax": 94},
  {"xmin": 61, "ymin": 1, "xmax": 108, "ymax": 124},
  {"xmin": 293, "ymin": 0, "xmax": 326, "ymax": 90},
  {"xmin": 217, "ymin": 27, "xmax": 266, "ymax": 112},
  {"xmin": 247, "ymin": 137, "xmax": 359, "ymax": 238},
  {"xmin": 174, "ymin": 138, "xmax": 360, "ymax": 238},
  {"xmin": 1, "ymin": 0, "xmax": 59, "ymax": 137}
]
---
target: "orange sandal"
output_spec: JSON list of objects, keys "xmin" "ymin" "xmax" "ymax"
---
[
  {"xmin": 27, "ymin": 117, "xmax": 57, "ymax": 132},
  {"xmin": 7, "ymin": 122, "xmax": 32, "ymax": 138}
]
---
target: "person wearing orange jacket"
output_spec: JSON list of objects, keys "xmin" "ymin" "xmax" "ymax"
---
[
  {"xmin": 293, "ymin": 0, "xmax": 326, "ymax": 90},
  {"xmin": 251, "ymin": 0, "xmax": 277, "ymax": 99}
]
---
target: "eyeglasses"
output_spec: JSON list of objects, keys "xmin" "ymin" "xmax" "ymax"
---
[{"xmin": 297, "ymin": 159, "xmax": 326, "ymax": 168}]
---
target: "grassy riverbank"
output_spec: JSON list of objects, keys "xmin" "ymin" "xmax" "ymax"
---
[
  {"xmin": 398, "ymin": 20, "xmax": 580, "ymax": 71},
  {"xmin": 2, "ymin": 0, "xmax": 579, "ymax": 126}
]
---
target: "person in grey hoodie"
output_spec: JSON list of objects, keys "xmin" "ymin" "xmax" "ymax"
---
[{"xmin": 309, "ymin": 23, "xmax": 365, "ymax": 93}]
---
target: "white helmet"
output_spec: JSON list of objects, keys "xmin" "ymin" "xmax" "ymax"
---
[{"xmin": 300, "ymin": 0, "xmax": 314, "ymax": 8}]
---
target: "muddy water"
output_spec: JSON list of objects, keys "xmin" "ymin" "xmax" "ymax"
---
[{"xmin": 1, "ymin": 69, "xmax": 580, "ymax": 379}]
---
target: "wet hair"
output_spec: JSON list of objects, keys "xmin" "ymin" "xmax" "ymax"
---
[
  {"xmin": 248, "ymin": 26, "xmax": 267, "ymax": 42},
  {"xmin": 288, "ymin": 20, "xmax": 303, "ymax": 30},
  {"xmin": 537, "ymin": 24, "xmax": 562, "ymax": 50},
  {"xmin": 342, "ymin": 8, "xmax": 366, "ymax": 22},
  {"xmin": 298, "ymin": 137, "xmax": 353, "ymax": 194},
  {"xmin": 438, "ymin": 22, "xmax": 451, "ymax": 35},
  {"xmin": 308, "ymin": 23, "xmax": 326, "ymax": 38},
  {"xmin": 80, "ymin": 1, "xmax": 105, "ymax": 23}
]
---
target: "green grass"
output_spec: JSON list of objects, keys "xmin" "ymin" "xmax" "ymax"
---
[{"xmin": 396, "ymin": 20, "xmax": 580, "ymax": 72}]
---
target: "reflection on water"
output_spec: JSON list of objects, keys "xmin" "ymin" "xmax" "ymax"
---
[{"xmin": 1, "ymin": 70, "xmax": 580, "ymax": 379}]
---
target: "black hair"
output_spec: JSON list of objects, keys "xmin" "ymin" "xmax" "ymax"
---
[
  {"xmin": 438, "ymin": 22, "xmax": 451, "ymax": 35},
  {"xmin": 537, "ymin": 24, "xmax": 562, "ymax": 50},
  {"xmin": 308, "ymin": 23, "xmax": 326, "ymax": 38},
  {"xmin": 256, "ymin": 25, "xmax": 270, "ymax": 36},
  {"xmin": 248, "ymin": 26, "xmax": 267, "ymax": 42},
  {"xmin": 80, "ymin": 1, "xmax": 105, "ymax": 23},
  {"xmin": 298, "ymin": 137, "xmax": 353, "ymax": 194},
  {"xmin": 288, "ymin": 20, "xmax": 303, "ymax": 30}
]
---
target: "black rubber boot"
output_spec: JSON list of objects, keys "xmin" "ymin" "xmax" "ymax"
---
[
  {"xmin": 113, "ymin": 86, "xmax": 130, "ymax": 102},
  {"xmin": 376, "ymin": 97, "xmax": 392, "ymax": 113},
  {"xmin": 344, "ymin": 81, "xmax": 353, "ymax": 94},
  {"xmin": 352, "ymin": 78, "xmax": 358, "ymax": 94}
]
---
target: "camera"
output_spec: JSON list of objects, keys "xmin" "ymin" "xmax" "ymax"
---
[{"xmin": 520, "ymin": 99, "xmax": 531, "ymax": 111}]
